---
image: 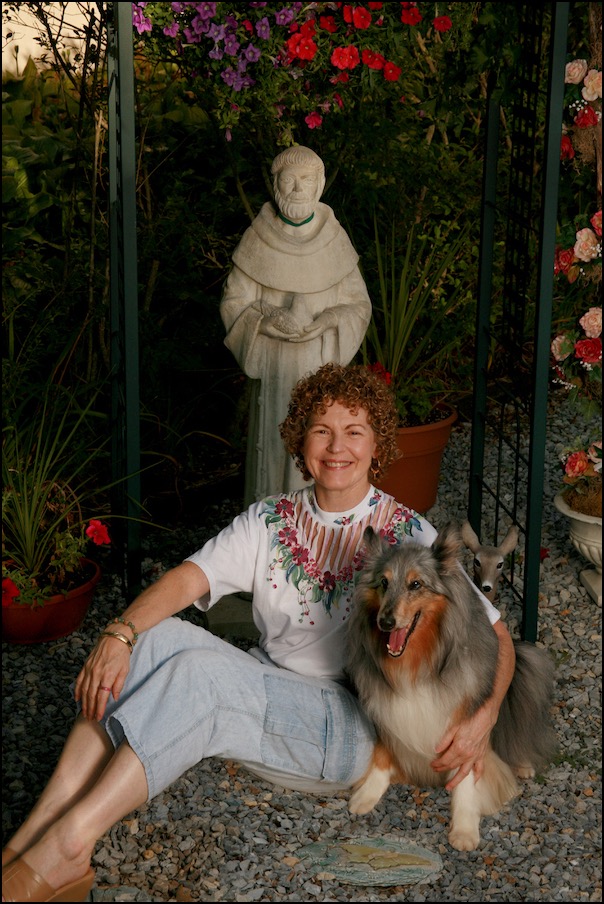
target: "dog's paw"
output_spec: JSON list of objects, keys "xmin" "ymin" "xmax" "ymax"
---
[
  {"xmin": 448, "ymin": 826, "xmax": 480, "ymax": 852},
  {"xmin": 348, "ymin": 785, "xmax": 379, "ymax": 815},
  {"xmin": 515, "ymin": 764, "xmax": 535, "ymax": 780},
  {"xmin": 348, "ymin": 764, "xmax": 391, "ymax": 815}
]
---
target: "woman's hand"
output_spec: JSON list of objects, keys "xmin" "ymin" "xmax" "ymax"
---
[
  {"xmin": 74, "ymin": 635, "xmax": 132, "ymax": 722},
  {"xmin": 431, "ymin": 699, "xmax": 498, "ymax": 790}
]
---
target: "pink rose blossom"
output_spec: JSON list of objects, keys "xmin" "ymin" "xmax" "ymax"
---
[
  {"xmin": 551, "ymin": 334, "xmax": 574, "ymax": 361},
  {"xmin": 564, "ymin": 450, "xmax": 589, "ymax": 478},
  {"xmin": 564, "ymin": 59, "xmax": 588, "ymax": 84},
  {"xmin": 587, "ymin": 441, "xmax": 602, "ymax": 471},
  {"xmin": 590, "ymin": 210, "xmax": 602, "ymax": 237},
  {"xmin": 582, "ymin": 68, "xmax": 602, "ymax": 102},
  {"xmin": 573, "ymin": 227, "xmax": 600, "ymax": 262},
  {"xmin": 579, "ymin": 307, "xmax": 602, "ymax": 339}
]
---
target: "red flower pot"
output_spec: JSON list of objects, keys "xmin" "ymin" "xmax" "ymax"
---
[
  {"xmin": 375, "ymin": 407, "xmax": 457, "ymax": 513},
  {"xmin": 2, "ymin": 559, "xmax": 101, "ymax": 645}
]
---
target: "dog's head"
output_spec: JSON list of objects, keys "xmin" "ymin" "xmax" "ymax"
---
[{"xmin": 355, "ymin": 522, "xmax": 464, "ymax": 664}]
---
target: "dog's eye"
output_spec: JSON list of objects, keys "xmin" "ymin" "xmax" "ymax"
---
[
  {"xmin": 380, "ymin": 576, "xmax": 389, "ymax": 591},
  {"xmin": 408, "ymin": 579, "xmax": 422, "ymax": 591}
]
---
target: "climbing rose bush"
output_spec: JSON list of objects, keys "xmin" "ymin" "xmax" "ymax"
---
[{"xmin": 131, "ymin": 2, "xmax": 457, "ymax": 144}]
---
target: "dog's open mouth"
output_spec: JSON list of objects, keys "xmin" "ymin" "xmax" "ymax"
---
[{"xmin": 386, "ymin": 611, "xmax": 420, "ymax": 658}]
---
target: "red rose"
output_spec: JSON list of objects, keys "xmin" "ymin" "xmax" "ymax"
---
[
  {"xmin": 574, "ymin": 105, "xmax": 598, "ymax": 128},
  {"xmin": 574, "ymin": 337, "xmax": 602, "ymax": 365},
  {"xmin": 560, "ymin": 134, "xmax": 575, "ymax": 160},
  {"xmin": 554, "ymin": 247, "xmax": 575, "ymax": 274}
]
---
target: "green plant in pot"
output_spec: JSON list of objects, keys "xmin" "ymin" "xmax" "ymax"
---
[
  {"xmin": 2, "ymin": 384, "xmax": 114, "ymax": 614},
  {"xmin": 360, "ymin": 216, "xmax": 474, "ymax": 426},
  {"xmin": 358, "ymin": 217, "xmax": 475, "ymax": 511}
]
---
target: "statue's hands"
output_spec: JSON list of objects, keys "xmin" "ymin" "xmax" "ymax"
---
[
  {"xmin": 289, "ymin": 309, "xmax": 338, "ymax": 343},
  {"xmin": 257, "ymin": 300, "xmax": 302, "ymax": 338}
]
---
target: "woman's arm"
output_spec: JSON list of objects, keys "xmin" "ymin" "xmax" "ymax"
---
[
  {"xmin": 75, "ymin": 561, "xmax": 208, "ymax": 721},
  {"xmin": 430, "ymin": 618, "xmax": 516, "ymax": 790}
]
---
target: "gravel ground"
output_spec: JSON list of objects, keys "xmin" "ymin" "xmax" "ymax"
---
[{"xmin": 2, "ymin": 394, "xmax": 601, "ymax": 902}]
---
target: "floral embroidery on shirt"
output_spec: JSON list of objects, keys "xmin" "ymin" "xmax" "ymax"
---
[{"xmin": 259, "ymin": 492, "xmax": 424, "ymax": 624}]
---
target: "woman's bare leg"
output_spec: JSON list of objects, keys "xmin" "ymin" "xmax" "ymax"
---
[
  {"xmin": 3, "ymin": 737, "xmax": 148, "ymax": 894},
  {"xmin": 4, "ymin": 716, "xmax": 114, "ymax": 859}
]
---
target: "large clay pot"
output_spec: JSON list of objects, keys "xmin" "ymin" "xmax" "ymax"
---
[
  {"xmin": 375, "ymin": 407, "xmax": 457, "ymax": 513},
  {"xmin": 2, "ymin": 559, "xmax": 101, "ymax": 645},
  {"xmin": 553, "ymin": 494, "xmax": 602, "ymax": 604}
]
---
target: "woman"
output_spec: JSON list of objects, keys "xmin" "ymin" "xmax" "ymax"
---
[{"xmin": 2, "ymin": 363, "xmax": 515, "ymax": 902}]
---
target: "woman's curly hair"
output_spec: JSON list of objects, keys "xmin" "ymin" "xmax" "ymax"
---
[{"xmin": 279, "ymin": 363, "xmax": 400, "ymax": 482}]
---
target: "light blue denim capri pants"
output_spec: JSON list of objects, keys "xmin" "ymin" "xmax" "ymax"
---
[{"xmin": 98, "ymin": 617, "xmax": 377, "ymax": 800}]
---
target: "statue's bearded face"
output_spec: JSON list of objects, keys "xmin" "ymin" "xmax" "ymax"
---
[{"xmin": 274, "ymin": 165, "xmax": 323, "ymax": 222}]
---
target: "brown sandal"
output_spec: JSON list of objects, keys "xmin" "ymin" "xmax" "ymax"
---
[
  {"xmin": 2, "ymin": 857, "xmax": 94, "ymax": 902},
  {"xmin": 1, "ymin": 849, "xmax": 18, "ymax": 868}
]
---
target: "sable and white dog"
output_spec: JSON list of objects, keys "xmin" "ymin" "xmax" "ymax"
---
[{"xmin": 346, "ymin": 523, "xmax": 555, "ymax": 851}]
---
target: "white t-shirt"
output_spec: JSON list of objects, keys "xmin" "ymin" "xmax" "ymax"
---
[{"xmin": 185, "ymin": 486, "xmax": 499, "ymax": 682}]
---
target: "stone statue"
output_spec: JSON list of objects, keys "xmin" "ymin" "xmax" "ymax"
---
[{"xmin": 220, "ymin": 146, "xmax": 372, "ymax": 505}]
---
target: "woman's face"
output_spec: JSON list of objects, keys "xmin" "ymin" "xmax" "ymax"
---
[{"xmin": 303, "ymin": 400, "xmax": 377, "ymax": 511}]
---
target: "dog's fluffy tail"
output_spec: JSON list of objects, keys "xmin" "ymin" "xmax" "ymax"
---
[{"xmin": 491, "ymin": 641, "xmax": 557, "ymax": 773}]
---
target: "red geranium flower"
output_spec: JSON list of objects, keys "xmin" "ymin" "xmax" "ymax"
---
[
  {"xmin": 85, "ymin": 519, "xmax": 111, "ymax": 546},
  {"xmin": 383, "ymin": 61, "xmax": 402, "ymax": 81},
  {"xmin": 2, "ymin": 577, "xmax": 20, "ymax": 607},
  {"xmin": 433, "ymin": 15, "xmax": 452, "ymax": 32},
  {"xmin": 362, "ymin": 49, "xmax": 385, "ymax": 70},
  {"xmin": 305, "ymin": 111, "xmax": 323, "ymax": 129},
  {"xmin": 352, "ymin": 7, "xmax": 372, "ymax": 29},
  {"xmin": 319, "ymin": 15, "xmax": 338, "ymax": 34},
  {"xmin": 331, "ymin": 46, "xmax": 361, "ymax": 70},
  {"xmin": 401, "ymin": 6, "xmax": 422, "ymax": 26}
]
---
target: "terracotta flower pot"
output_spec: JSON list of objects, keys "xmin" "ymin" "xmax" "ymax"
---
[
  {"xmin": 554, "ymin": 493, "xmax": 602, "ymax": 604},
  {"xmin": 375, "ymin": 407, "xmax": 458, "ymax": 513},
  {"xmin": 2, "ymin": 559, "xmax": 101, "ymax": 645}
]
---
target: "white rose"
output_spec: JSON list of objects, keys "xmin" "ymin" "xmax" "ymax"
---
[
  {"xmin": 574, "ymin": 228, "xmax": 600, "ymax": 262},
  {"xmin": 565, "ymin": 59, "xmax": 588, "ymax": 84},
  {"xmin": 579, "ymin": 307, "xmax": 602, "ymax": 339},
  {"xmin": 582, "ymin": 69, "xmax": 602, "ymax": 102}
]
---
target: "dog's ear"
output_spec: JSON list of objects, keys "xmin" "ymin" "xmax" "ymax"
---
[
  {"xmin": 363, "ymin": 525, "xmax": 385, "ymax": 557},
  {"xmin": 432, "ymin": 521, "xmax": 462, "ymax": 573}
]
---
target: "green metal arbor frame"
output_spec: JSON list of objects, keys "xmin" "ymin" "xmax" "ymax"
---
[
  {"xmin": 468, "ymin": 2, "xmax": 569, "ymax": 642},
  {"xmin": 107, "ymin": 2, "xmax": 569, "ymax": 636}
]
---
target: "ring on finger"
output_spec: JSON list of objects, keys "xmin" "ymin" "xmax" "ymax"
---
[{"xmin": 99, "ymin": 686, "xmax": 112, "ymax": 693}]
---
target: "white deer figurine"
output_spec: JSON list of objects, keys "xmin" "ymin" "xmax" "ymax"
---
[{"xmin": 460, "ymin": 521, "xmax": 519, "ymax": 603}]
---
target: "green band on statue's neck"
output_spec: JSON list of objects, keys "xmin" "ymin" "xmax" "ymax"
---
[{"xmin": 277, "ymin": 211, "xmax": 315, "ymax": 227}]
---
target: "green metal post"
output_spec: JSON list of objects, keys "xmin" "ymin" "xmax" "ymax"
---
[
  {"xmin": 108, "ymin": 1, "xmax": 141, "ymax": 596},
  {"xmin": 468, "ymin": 84, "xmax": 500, "ymax": 535},
  {"xmin": 523, "ymin": 1, "xmax": 569, "ymax": 641}
]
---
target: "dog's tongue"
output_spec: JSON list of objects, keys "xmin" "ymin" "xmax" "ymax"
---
[{"xmin": 389, "ymin": 627, "xmax": 408, "ymax": 653}]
